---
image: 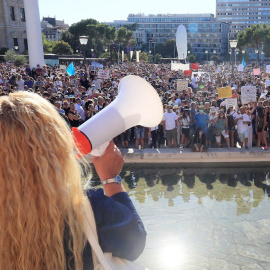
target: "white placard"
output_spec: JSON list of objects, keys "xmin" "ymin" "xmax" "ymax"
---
[
  {"xmin": 241, "ymin": 86, "xmax": 257, "ymax": 104},
  {"xmin": 177, "ymin": 80, "xmax": 188, "ymax": 92},
  {"xmin": 97, "ymin": 70, "xmax": 110, "ymax": 79},
  {"xmin": 266, "ymin": 65, "xmax": 270, "ymax": 73},
  {"xmin": 266, "ymin": 80, "xmax": 270, "ymax": 86},
  {"xmin": 238, "ymin": 64, "xmax": 244, "ymax": 72},
  {"xmin": 225, "ymin": 98, "xmax": 238, "ymax": 111}
]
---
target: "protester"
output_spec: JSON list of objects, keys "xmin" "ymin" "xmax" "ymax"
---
[{"xmin": 0, "ymin": 91, "xmax": 146, "ymax": 269}]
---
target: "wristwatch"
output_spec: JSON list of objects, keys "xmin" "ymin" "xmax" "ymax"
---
[{"xmin": 102, "ymin": 175, "xmax": 122, "ymax": 185}]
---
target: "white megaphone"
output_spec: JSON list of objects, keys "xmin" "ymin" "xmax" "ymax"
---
[{"xmin": 72, "ymin": 75, "xmax": 163, "ymax": 156}]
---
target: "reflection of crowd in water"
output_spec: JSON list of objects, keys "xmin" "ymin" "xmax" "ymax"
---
[{"xmin": 91, "ymin": 167, "xmax": 270, "ymax": 213}]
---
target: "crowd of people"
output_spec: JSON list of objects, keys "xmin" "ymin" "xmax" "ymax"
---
[{"xmin": 1, "ymin": 60, "xmax": 270, "ymax": 152}]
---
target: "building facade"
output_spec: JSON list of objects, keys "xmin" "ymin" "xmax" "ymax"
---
[
  {"xmin": 216, "ymin": 0, "xmax": 270, "ymax": 38},
  {"xmin": 127, "ymin": 13, "xmax": 230, "ymax": 59},
  {"xmin": 107, "ymin": 14, "xmax": 230, "ymax": 59},
  {"xmin": 0, "ymin": 0, "xmax": 27, "ymax": 52}
]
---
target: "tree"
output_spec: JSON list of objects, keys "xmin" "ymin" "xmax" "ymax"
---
[
  {"xmin": 154, "ymin": 53, "xmax": 162, "ymax": 64},
  {"xmin": 52, "ymin": 41, "xmax": 73, "ymax": 55},
  {"xmin": 4, "ymin": 49, "xmax": 16, "ymax": 62},
  {"xmin": 14, "ymin": 55, "xmax": 27, "ymax": 66},
  {"xmin": 163, "ymin": 39, "xmax": 176, "ymax": 58},
  {"xmin": 139, "ymin": 52, "xmax": 148, "ymax": 62},
  {"xmin": 237, "ymin": 24, "xmax": 270, "ymax": 62},
  {"xmin": 42, "ymin": 34, "xmax": 54, "ymax": 53},
  {"xmin": 187, "ymin": 54, "xmax": 196, "ymax": 63},
  {"xmin": 211, "ymin": 55, "xmax": 219, "ymax": 63}
]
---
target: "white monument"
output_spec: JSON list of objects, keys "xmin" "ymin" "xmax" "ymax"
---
[
  {"xmin": 175, "ymin": 25, "xmax": 187, "ymax": 60},
  {"xmin": 24, "ymin": 0, "xmax": 45, "ymax": 68}
]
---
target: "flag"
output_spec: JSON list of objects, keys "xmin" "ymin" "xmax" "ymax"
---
[
  {"xmin": 242, "ymin": 58, "xmax": 246, "ymax": 68},
  {"xmin": 253, "ymin": 68, "xmax": 261, "ymax": 76},
  {"xmin": 191, "ymin": 63, "xmax": 199, "ymax": 70},
  {"xmin": 184, "ymin": 70, "xmax": 192, "ymax": 76},
  {"xmin": 91, "ymin": 61, "xmax": 103, "ymax": 68},
  {"xmin": 66, "ymin": 62, "xmax": 75, "ymax": 76}
]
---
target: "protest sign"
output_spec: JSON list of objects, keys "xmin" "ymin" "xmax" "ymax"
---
[
  {"xmin": 241, "ymin": 86, "xmax": 256, "ymax": 104},
  {"xmin": 225, "ymin": 98, "xmax": 238, "ymax": 111},
  {"xmin": 253, "ymin": 68, "xmax": 261, "ymax": 76},
  {"xmin": 266, "ymin": 65, "xmax": 270, "ymax": 73},
  {"xmin": 97, "ymin": 70, "xmax": 110, "ymax": 79},
  {"xmin": 11, "ymin": 68, "xmax": 16, "ymax": 73},
  {"xmin": 177, "ymin": 80, "xmax": 188, "ymax": 92},
  {"xmin": 266, "ymin": 80, "xmax": 270, "ymax": 86},
  {"xmin": 218, "ymin": 86, "xmax": 232, "ymax": 98},
  {"xmin": 113, "ymin": 70, "xmax": 121, "ymax": 78},
  {"xmin": 171, "ymin": 62, "xmax": 189, "ymax": 71},
  {"xmin": 238, "ymin": 64, "xmax": 244, "ymax": 72},
  {"xmin": 184, "ymin": 70, "xmax": 192, "ymax": 76},
  {"xmin": 191, "ymin": 63, "xmax": 199, "ymax": 70},
  {"xmin": 192, "ymin": 71, "xmax": 210, "ymax": 81}
]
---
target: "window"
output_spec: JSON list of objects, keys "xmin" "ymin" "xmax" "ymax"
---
[
  {"xmin": 10, "ymin": 6, "xmax": 15, "ymax": 21},
  {"xmin": 20, "ymin": 8, "xmax": 25, "ymax": 22},
  {"xmin": 13, "ymin": 38, "xmax": 18, "ymax": 47},
  {"xmin": 24, "ymin": 39, "xmax": 28, "ymax": 51}
]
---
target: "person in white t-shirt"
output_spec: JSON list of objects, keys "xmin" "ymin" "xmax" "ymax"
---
[
  {"xmin": 162, "ymin": 105, "xmax": 178, "ymax": 148},
  {"xmin": 192, "ymin": 74, "xmax": 198, "ymax": 89},
  {"xmin": 235, "ymin": 106, "xmax": 251, "ymax": 149}
]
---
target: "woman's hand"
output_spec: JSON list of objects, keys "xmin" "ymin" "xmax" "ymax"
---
[{"xmin": 92, "ymin": 141, "xmax": 124, "ymax": 181}]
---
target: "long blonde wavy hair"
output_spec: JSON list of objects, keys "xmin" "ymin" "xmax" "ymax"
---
[{"xmin": 0, "ymin": 92, "xmax": 87, "ymax": 270}]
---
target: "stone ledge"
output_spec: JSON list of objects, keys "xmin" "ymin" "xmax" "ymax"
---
[{"xmin": 85, "ymin": 147, "xmax": 270, "ymax": 164}]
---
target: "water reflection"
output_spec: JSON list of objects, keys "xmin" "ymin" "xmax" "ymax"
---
[{"xmin": 91, "ymin": 165, "xmax": 270, "ymax": 215}]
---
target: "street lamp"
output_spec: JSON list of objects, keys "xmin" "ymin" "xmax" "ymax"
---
[
  {"xmin": 79, "ymin": 36, "xmax": 89, "ymax": 65},
  {"xmin": 91, "ymin": 49, "xmax": 94, "ymax": 58},
  {"xmin": 14, "ymin": 45, "xmax": 19, "ymax": 52},
  {"xmin": 105, "ymin": 49, "xmax": 108, "ymax": 52},
  {"xmin": 229, "ymin": 40, "xmax": 238, "ymax": 79},
  {"xmin": 255, "ymin": 49, "xmax": 259, "ymax": 65},
  {"xmin": 205, "ymin": 50, "xmax": 208, "ymax": 62},
  {"xmin": 261, "ymin": 51, "xmax": 265, "ymax": 66}
]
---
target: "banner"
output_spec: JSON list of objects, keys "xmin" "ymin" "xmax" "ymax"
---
[
  {"xmin": 225, "ymin": 98, "xmax": 238, "ymax": 111},
  {"xmin": 177, "ymin": 80, "xmax": 189, "ymax": 92},
  {"xmin": 191, "ymin": 63, "xmax": 199, "ymax": 70},
  {"xmin": 253, "ymin": 68, "xmax": 261, "ymax": 76},
  {"xmin": 171, "ymin": 62, "xmax": 189, "ymax": 71},
  {"xmin": 97, "ymin": 70, "xmax": 110, "ymax": 79},
  {"xmin": 241, "ymin": 86, "xmax": 257, "ymax": 104},
  {"xmin": 136, "ymin": 51, "xmax": 140, "ymax": 63},
  {"xmin": 91, "ymin": 61, "xmax": 103, "ymax": 69},
  {"xmin": 218, "ymin": 86, "xmax": 232, "ymax": 99},
  {"xmin": 192, "ymin": 72, "xmax": 210, "ymax": 81},
  {"xmin": 184, "ymin": 70, "xmax": 192, "ymax": 76}
]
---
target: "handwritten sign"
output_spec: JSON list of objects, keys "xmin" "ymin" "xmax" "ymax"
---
[
  {"xmin": 225, "ymin": 98, "xmax": 238, "ymax": 111},
  {"xmin": 177, "ymin": 80, "xmax": 188, "ymax": 92},
  {"xmin": 241, "ymin": 86, "xmax": 256, "ymax": 104},
  {"xmin": 97, "ymin": 70, "xmax": 110, "ymax": 80},
  {"xmin": 218, "ymin": 86, "xmax": 232, "ymax": 99}
]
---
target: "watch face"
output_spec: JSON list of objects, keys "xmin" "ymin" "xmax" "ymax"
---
[{"xmin": 115, "ymin": 175, "xmax": 122, "ymax": 184}]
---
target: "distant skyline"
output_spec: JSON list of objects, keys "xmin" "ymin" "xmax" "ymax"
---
[{"xmin": 39, "ymin": 0, "xmax": 216, "ymax": 25}]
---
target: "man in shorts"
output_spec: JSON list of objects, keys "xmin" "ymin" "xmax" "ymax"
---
[
  {"xmin": 235, "ymin": 106, "xmax": 251, "ymax": 149},
  {"xmin": 163, "ymin": 105, "xmax": 178, "ymax": 148}
]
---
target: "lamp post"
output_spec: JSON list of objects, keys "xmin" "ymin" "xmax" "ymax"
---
[
  {"xmin": 91, "ymin": 49, "xmax": 94, "ymax": 59},
  {"xmin": 229, "ymin": 40, "xmax": 237, "ymax": 79},
  {"xmin": 79, "ymin": 36, "xmax": 89, "ymax": 65},
  {"xmin": 14, "ymin": 45, "xmax": 19, "ymax": 52},
  {"xmin": 255, "ymin": 49, "xmax": 259, "ymax": 66},
  {"xmin": 205, "ymin": 50, "xmax": 208, "ymax": 62},
  {"xmin": 261, "ymin": 51, "xmax": 264, "ymax": 66}
]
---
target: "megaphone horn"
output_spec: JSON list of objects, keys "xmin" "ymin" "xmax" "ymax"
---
[{"xmin": 73, "ymin": 75, "xmax": 163, "ymax": 156}]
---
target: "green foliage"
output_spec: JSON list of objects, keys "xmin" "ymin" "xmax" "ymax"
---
[
  {"xmin": 188, "ymin": 54, "xmax": 196, "ymax": 63},
  {"xmin": 211, "ymin": 54, "xmax": 219, "ymax": 63},
  {"xmin": 4, "ymin": 49, "xmax": 16, "ymax": 61},
  {"xmin": 237, "ymin": 24, "xmax": 270, "ymax": 49},
  {"xmin": 14, "ymin": 55, "xmax": 27, "ymax": 66},
  {"xmin": 52, "ymin": 41, "xmax": 73, "ymax": 55},
  {"xmin": 42, "ymin": 34, "xmax": 54, "ymax": 53},
  {"xmin": 154, "ymin": 53, "xmax": 162, "ymax": 63},
  {"xmin": 139, "ymin": 52, "xmax": 148, "ymax": 62}
]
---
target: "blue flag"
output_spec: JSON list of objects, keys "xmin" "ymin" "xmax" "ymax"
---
[
  {"xmin": 242, "ymin": 58, "xmax": 246, "ymax": 68},
  {"xmin": 66, "ymin": 62, "xmax": 75, "ymax": 76}
]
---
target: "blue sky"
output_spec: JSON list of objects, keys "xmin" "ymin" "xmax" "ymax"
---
[{"xmin": 39, "ymin": 0, "xmax": 216, "ymax": 25}]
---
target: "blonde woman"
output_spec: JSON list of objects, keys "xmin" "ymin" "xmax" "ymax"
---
[{"xmin": 0, "ymin": 92, "xmax": 146, "ymax": 270}]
